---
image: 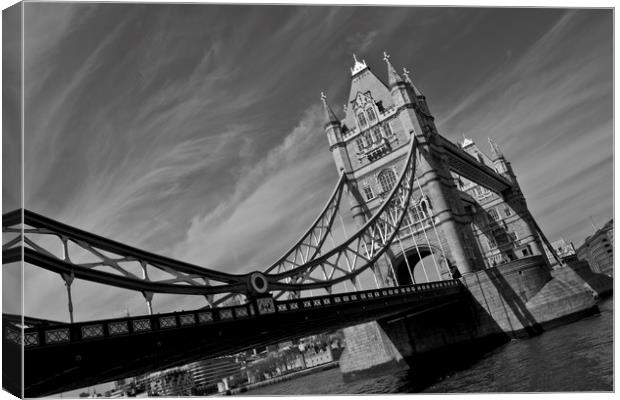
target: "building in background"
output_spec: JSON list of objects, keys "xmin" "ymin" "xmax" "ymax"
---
[
  {"xmin": 186, "ymin": 356, "xmax": 244, "ymax": 394},
  {"xmin": 321, "ymin": 53, "xmax": 548, "ymax": 284},
  {"xmin": 117, "ymin": 356, "xmax": 244, "ymax": 396},
  {"xmin": 145, "ymin": 365, "xmax": 194, "ymax": 396},
  {"xmin": 544, "ymin": 238, "xmax": 577, "ymax": 267},
  {"xmin": 576, "ymin": 219, "xmax": 614, "ymax": 277}
]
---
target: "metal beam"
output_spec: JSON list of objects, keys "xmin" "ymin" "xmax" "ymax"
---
[{"xmin": 437, "ymin": 135, "xmax": 512, "ymax": 194}]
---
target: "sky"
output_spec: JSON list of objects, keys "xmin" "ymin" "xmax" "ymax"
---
[{"xmin": 1, "ymin": 4, "xmax": 613, "ymax": 322}]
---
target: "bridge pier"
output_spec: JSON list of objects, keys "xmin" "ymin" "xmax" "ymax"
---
[
  {"xmin": 339, "ymin": 322, "xmax": 408, "ymax": 381},
  {"xmin": 339, "ymin": 255, "xmax": 599, "ymax": 383}
]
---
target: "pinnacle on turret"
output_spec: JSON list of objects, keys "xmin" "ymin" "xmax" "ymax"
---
[
  {"xmin": 461, "ymin": 133, "xmax": 474, "ymax": 148},
  {"xmin": 350, "ymin": 54, "xmax": 368, "ymax": 76},
  {"xmin": 403, "ymin": 67, "xmax": 423, "ymax": 97},
  {"xmin": 488, "ymin": 137, "xmax": 503, "ymax": 159},
  {"xmin": 383, "ymin": 51, "xmax": 404, "ymax": 87},
  {"xmin": 321, "ymin": 92, "xmax": 340, "ymax": 125}
]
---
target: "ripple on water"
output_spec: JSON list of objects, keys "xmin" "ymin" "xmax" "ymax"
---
[{"xmin": 243, "ymin": 298, "xmax": 613, "ymax": 395}]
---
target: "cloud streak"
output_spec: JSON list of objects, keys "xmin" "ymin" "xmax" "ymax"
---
[{"xmin": 13, "ymin": 5, "xmax": 612, "ymax": 321}]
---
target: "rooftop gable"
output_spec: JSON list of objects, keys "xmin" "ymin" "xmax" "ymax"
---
[{"xmin": 342, "ymin": 67, "xmax": 394, "ymax": 130}]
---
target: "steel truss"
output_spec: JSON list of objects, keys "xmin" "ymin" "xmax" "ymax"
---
[
  {"xmin": 2, "ymin": 136, "xmax": 419, "ymax": 307},
  {"xmin": 268, "ymin": 136, "xmax": 418, "ymax": 292}
]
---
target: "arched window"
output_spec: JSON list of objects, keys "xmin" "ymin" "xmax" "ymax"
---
[
  {"xmin": 383, "ymin": 123, "xmax": 393, "ymax": 137},
  {"xmin": 378, "ymin": 169, "xmax": 397, "ymax": 194},
  {"xmin": 372, "ymin": 127, "xmax": 382, "ymax": 143},
  {"xmin": 419, "ymin": 198, "xmax": 429, "ymax": 218},
  {"xmin": 355, "ymin": 137, "xmax": 364, "ymax": 152},
  {"xmin": 366, "ymin": 108, "xmax": 377, "ymax": 122},
  {"xmin": 488, "ymin": 208, "xmax": 499, "ymax": 221},
  {"xmin": 364, "ymin": 131, "xmax": 372, "ymax": 146},
  {"xmin": 357, "ymin": 112, "xmax": 367, "ymax": 128}
]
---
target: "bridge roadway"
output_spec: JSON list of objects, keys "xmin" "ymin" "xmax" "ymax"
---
[{"xmin": 4, "ymin": 280, "xmax": 464, "ymax": 397}]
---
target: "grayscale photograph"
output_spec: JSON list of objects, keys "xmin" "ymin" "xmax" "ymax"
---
[{"xmin": 2, "ymin": 2, "xmax": 614, "ymax": 398}]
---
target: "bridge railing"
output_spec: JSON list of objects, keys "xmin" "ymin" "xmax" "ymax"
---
[{"xmin": 5, "ymin": 279, "xmax": 462, "ymax": 351}]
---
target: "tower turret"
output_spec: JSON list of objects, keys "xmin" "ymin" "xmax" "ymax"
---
[
  {"xmin": 403, "ymin": 67, "xmax": 431, "ymax": 114},
  {"xmin": 488, "ymin": 137, "xmax": 516, "ymax": 182},
  {"xmin": 383, "ymin": 51, "xmax": 413, "ymax": 107},
  {"xmin": 488, "ymin": 137, "xmax": 503, "ymax": 160},
  {"xmin": 322, "ymin": 91, "xmax": 340, "ymax": 127},
  {"xmin": 350, "ymin": 54, "xmax": 368, "ymax": 76},
  {"xmin": 321, "ymin": 91, "xmax": 365, "ymax": 229},
  {"xmin": 322, "ymin": 92, "xmax": 352, "ymax": 173}
]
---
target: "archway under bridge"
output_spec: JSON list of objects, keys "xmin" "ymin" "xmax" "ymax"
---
[{"xmin": 392, "ymin": 245, "xmax": 451, "ymax": 285}]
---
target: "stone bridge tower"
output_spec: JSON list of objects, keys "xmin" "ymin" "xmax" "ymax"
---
[
  {"xmin": 323, "ymin": 53, "xmax": 600, "ymax": 384},
  {"xmin": 322, "ymin": 53, "xmax": 547, "ymax": 284}
]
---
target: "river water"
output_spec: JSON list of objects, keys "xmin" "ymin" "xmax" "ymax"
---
[{"xmin": 245, "ymin": 297, "xmax": 613, "ymax": 394}]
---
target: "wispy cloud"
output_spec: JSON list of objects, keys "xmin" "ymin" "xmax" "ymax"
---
[
  {"xmin": 14, "ymin": 5, "xmax": 612, "ymax": 321},
  {"xmin": 172, "ymin": 104, "xmax": 336, "ymax": 271},
  {"xmin": 434, "ymin": 10, "xmax": 612, "ymax": 244},
  {"xmin": 346, "ymin": 30, "xmax": 379, "ymax": 54}
]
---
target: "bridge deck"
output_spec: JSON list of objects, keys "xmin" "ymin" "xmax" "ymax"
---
[{"xmin": 4, "ymin": 280, "xmax": 464, "ymax": 397}]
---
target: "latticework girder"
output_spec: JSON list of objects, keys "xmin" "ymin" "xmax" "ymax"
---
[
  {"xmin": 265, "ymin": 135, "xmax": 418, "ymax": 292},
  {"xmin": 3, "ymin": 210, "xmax": 247, "ymax": 295},
  {"xmin": 2, "ymin": 136, "xmax": 418, "ymax": 306},
  {"xmin": 2, "ymin": 172, "xmax": 347, "ymax": 299}
]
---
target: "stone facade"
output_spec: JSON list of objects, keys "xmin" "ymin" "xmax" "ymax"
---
[
  {"xmin": 339, "ymin": 321, "xmax": 407, "ymax": 381},
  {"xmin": 576, "ymin": 219, "xmax": 614, "ymax": 277},
  {"xmin": 323, "ymin": 53, "xmax": 602, "ymax": 383},
  {"xmin": 455, "ymin": 139, "xmax": 545, "ymax": 268},
  {"xmin": 339, "ymin": 256, "xmax": 599, "ymax": 381},
  {"xmin": 322, "ymin": 53, "xmax": 547, "ymax": 281},
  {"xmin": 543, "ymin": 238, "xmax": 576, "ymax": 268}
]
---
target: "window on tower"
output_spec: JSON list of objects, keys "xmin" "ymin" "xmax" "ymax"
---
[
  {"xmin": 383, "ymin": 123, "xmax": 393, "ymax": 137},
  {"xmin": 363, "ymin": 186, "xmax": 374, "ymax": 200},
  {"xmin": 413, "ymin": 202, "xmax": 427, "ymax": 220},
  {"xmin": 363, "ymin": 131, "xmax": 373, "ymax": 147},
  {"xmin": 357, "ymin": 112, "xmax": 367, "ymax": 128},
  {"xmin": 372, "ymin": 127, "xmax": 382, "ymax": 143},
  {"xmin": 367, "ymin": 108, "xmax": 377, "ymax": 123},
  {"xmin": 378, "ymin": 169, "xmax": 397, "ymax": 194},
  {"xmin": 420, "ymin": 198, "xmax": 430, "ymax": 217},
  {"xmin": 488, "ymin": 208, "xmax": 500, "ymax": 222},
  {"xmin": 355, "ymin": 137, "xmax": 364, "ymax": 152}
]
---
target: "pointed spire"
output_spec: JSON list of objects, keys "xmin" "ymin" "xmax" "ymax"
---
[
  {"xmin": 321, "ymin": 92, "xmax": 339, "ymax": 124},
  {"xmin": 383, "ymin": 51, "xmax": 404, "ymax": 87},
  {"xmin": 350, "ymin": 54, "xmax": 368, "ymax": 76},
  {"xmin": 462, "ymin": 133, "xmax": 474, "ymax": 148},
  {"xmin": 488, "ymin": 137, "xmax": 503, "ymax": 159},
  {"xmin": 403, "ymin": 67, "xmax": 423, "ymax": 96},
  {"xmin": 402, "ymin": 67, "xmax": 412, "ymax": 84}
]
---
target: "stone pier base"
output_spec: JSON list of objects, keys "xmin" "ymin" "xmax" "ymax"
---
[
  {"xmin": 554, "ymin": 260, "xmax": 613, "ymax": 298},
  {"xmin": 461, "ymin": 256, "xmax": 598, "ymax": 337},
  {"xmin": 339, "ymin": 321, "xmax": 408, "ymax": 382},
  {"xmin": 339, "ymin": 256, "xmax": 600, "ymax": 382}
]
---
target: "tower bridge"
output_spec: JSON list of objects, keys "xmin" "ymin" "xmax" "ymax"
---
[{"xmin": 3, "ymin": 52, "xmax": 603, "ymax": 397}]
